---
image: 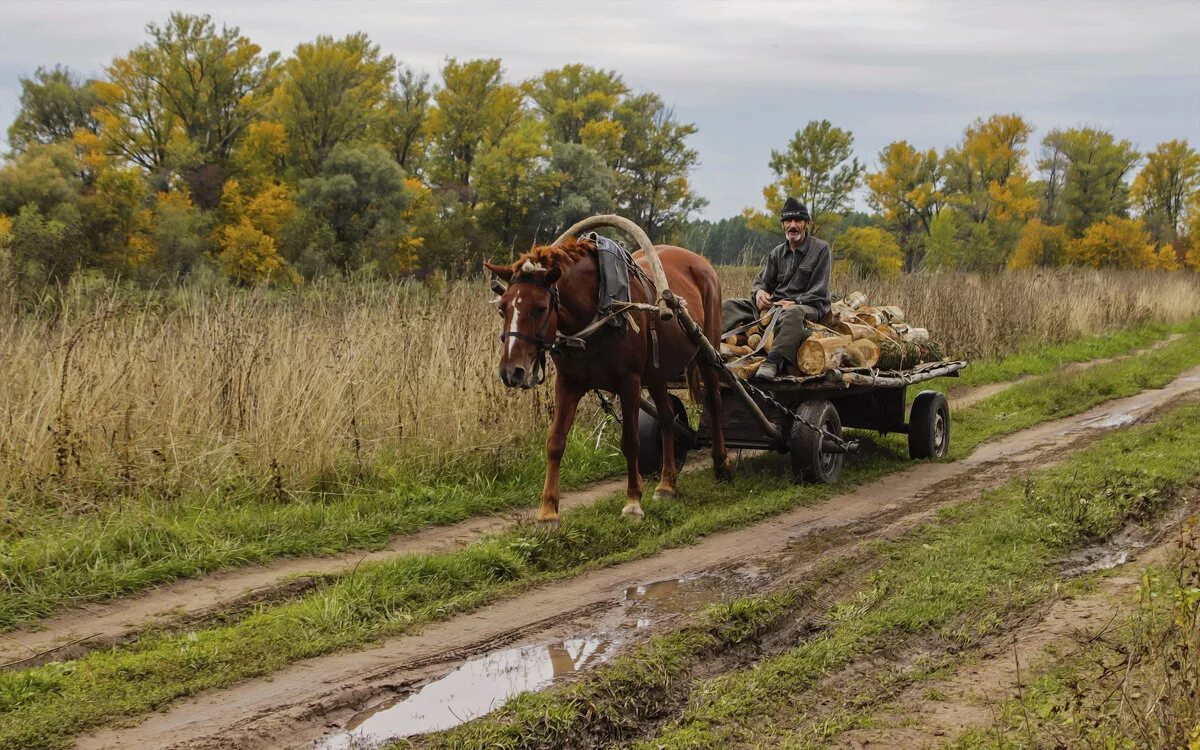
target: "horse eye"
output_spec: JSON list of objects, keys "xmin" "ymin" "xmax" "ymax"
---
[{"xmin": 532, "ymin": 305, "xmax": 548, "ymax": 316}]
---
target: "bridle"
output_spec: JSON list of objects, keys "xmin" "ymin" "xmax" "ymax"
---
[{"xmin": 498, "ymin": 283, "xmax": 562, "ymax": 387}]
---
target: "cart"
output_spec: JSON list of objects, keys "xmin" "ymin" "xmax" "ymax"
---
[{"xmin": 637, "ymin": 360, "xmax": 968, "ymax": 484}]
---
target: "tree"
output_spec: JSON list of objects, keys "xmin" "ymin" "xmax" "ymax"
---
[
  {"xmin": 766, "ymin": 120, "xmax": 863, "ymax": 229},
  {"xmin": 426, "ymin": 58, "xmax": 524, "ymax": 201},
  {"xmin": 473, "ymin": 118, "xmax": 557, "ymax": 248},
  {"xmin": 296, "ymin": 144, "xmax": 412, "ymax": 271},
  {"xmin": 833, "ymin": 227, "xmax": 903, "ymax": 278},
  {"xmin": 1051, "ymin": 127, "xmax": 1141, "ymax": 236},
  {"xmin": 938, "ymin": 114, "xmax": 1038, "ymax": 268},
  {"xmin": 1066, "ymin": 216, "xmax": 1157, "ymax": 270},
  {"xmin": 6, "ymin": 203, "xmax": 84, "ymax": 283},
  {"xmin": 380, "ymin": 65, "xmax": 432, "ymax": 172},
  {"xmin": 0, "ymin": 143, "xmax": 82, "ymax": 216},
  {"xmin": 865, "ymin": 141, "xmax": 944, "ymax": 270},
  {"xmin": 93, "ymin": 14, "xmax": 278, "ymax": 203},
  {"xmin": 218, "ymin": 219, "xmax": 290, "ymax": 284},
  {"xmin": 148, "ymin": 190, "xmax": 209, "ymax": 278},
  {"xmin": 1036, "ymin": 130, "xmax": 1069, "ymax": 224},
  {"xmin": 1008, "ymin": 219, "xmax": 1070, "ymax": 269},
  {"xmin": 1130, "ymin": 140, "xmax": 1200, "ymax": 245},
  {"xmin": 7, "ymin": 66, "xmax": 99, "ymax": 152},
  {"xmin": 525, "ymin": 64, "xmax": 628, "ymax": 145},
  {"xmin": 273, "ymin": 33, "xmax": 395, "ymax": 177},
  {"xmin": 612, "ymin": 93, "xmax": 706, "ymax": 241},
  {"xmin": 536, "ymin": 142, "xmax": 617, "ymax": 239}
]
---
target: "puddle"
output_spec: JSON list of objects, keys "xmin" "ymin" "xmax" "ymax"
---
[
  {"xmin": 318, "ymin": 636, "xmax": 617, "ymax": 749},
  {"xmin": 318, "ymin": 570, "xmax": 759, "ymax": 748},
  {"xmin": 1079, "ymin": 413, "xmax": 1137, "ymax": 429},
  {"xmin": 1060, "ymin": 504, "xmax": 1191, "ymax": 577}
]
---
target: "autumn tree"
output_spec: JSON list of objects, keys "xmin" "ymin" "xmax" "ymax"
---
[
  {"xmin": 934, "ymin": 114, "xmax": 1037, "ymax": 270},
  {"xmin": 1049, "ymin": 127, "xmax": 1140, "ymax": 236},
  {"xmin": 525, "ymin": 64, "xmax": 628, "ymax": 147},
  {"xmin": 273, "ymin": 33, "xmax": 395, "ymax": 177},
  {"xmin": 1007, "ymin": 219, "xmax": 1070, "ymax": 269},
  {"xmin": 1130, "ymin": 139, "xmax": 1200, "ymax": 245},
  {"xmin": 612, "ymin": 93, "xmax": 706, "ymax": 241},
  {"xmin": 426, "ymin": 58, "xmax": 524, "ymax": 202},
  {"xmin": 1036, "ymin": 130, "xmax": 1069, "ymax": 224},
  {"xmin": 833, "ymin": 227, "xmax": 903, "ymax": 278},
  {"xmin": 0, "ymin": 143, "xmax": 82, "ymax": 215},
  {"xmin": 1066, "ymin": 216, "xmax": 1157, "ymax": 269},
  {"xmin": 765, "ymin": 120, "xmax": 864, "ymax": 231},
  {"xmin": 865, "ymin": 141, "xmax": 943, "ymax": 270},
  {"xmin": 536, "ymin": 142, "xmax": 618, "ymax": 238},
  {"xmin": 7, "ymin": 66, "xmax": 99, "ymax": 152},
  {"xmin": 473, "ymin": 119, "xmax": 557, "ymax": 248}
]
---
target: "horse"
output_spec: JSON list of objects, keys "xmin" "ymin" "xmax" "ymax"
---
[{"xmin": 484, "ymin": 223, "xmax": 733, "ymax": 523}]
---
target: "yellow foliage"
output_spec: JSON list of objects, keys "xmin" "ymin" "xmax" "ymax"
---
[
  {"xmin": 1066, "ymin": 216, "xmax": 1159, "ymax": 270},
  {"xmin": 232, "ymin": 120, "xmax": 289, "ymax": 185},
  {"xmin": 833, "ymin": 227, "xmax": 903, "ymax": 278},
  {"xmin": 245, "ymin": 184, "xmax": 296, "ymax": 239},
  {"xmin": 1188, "ymin": 245, "xmax": 1200, "ymax": 272},
  {"xmin": 1008, "ymin": 220, "xmax": 1070, "ymax": 269},
  {"xmin": 125, "ymin": 209, "xmax": 157, "ymax": 268},
  {"xmin": 0, "ymin": 215, "xmax": 11, "ymax": 248},
  {"xmin": 218, "ymin": 219, "xmax": 291, "ymax": 284},
  {"xmin": 217, "ymin": 178, "xmax": 246, "ymax": 227},
  {"xmin": 1155, "ymin": 244, "xmax": 1181, "ymax": 272}
]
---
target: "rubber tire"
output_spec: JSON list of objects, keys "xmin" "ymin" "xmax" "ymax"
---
[
  {"xmin": 789, "ymin": 399, "xmax": 844, "ymax": 484},
  {"xmin": 909, "ymin": 390, "xmax": 950, "ymax": 459},
  {"xmin": 637, "ymin": 394, "xmax": 692, "ymax": 477}
]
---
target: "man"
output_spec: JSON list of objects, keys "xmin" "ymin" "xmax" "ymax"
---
[{"xmin": 722, "ymin": 196, "xmax": 831, "ymax": 381}]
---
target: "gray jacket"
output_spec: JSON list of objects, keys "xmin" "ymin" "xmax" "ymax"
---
[{"xmin": 749, "ymin": 235, "xmax": 832, "ymax": 318}]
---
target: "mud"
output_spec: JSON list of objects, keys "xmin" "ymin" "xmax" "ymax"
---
[
  {"xmin": 317, "ymin": 571, "xmax": 751, "ymax": 749},
  {"xmin": 841, "ymin": 504, "xmax": 1193, "ymax": 750},
  {"xmin": 73, "ymin": 365, "xmax": 1200, "ymax": 750}
]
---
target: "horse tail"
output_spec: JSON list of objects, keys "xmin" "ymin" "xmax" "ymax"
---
[{"xmin": 686, "ymin": 361, "xmax": 705, "ymax": 405}]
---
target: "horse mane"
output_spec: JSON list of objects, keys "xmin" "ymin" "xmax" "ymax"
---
[{"xmin": 510, "ymin": 237, "xmax": 596, "ymax": 277}]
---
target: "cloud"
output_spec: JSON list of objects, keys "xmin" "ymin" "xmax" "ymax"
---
[{"xmin": 2, "ymin": 0, "xmax": 1197, "ymax": 218}]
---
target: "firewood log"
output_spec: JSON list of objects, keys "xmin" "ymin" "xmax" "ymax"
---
[
  {"xmin": 845, "ymin": 338, "xmax": 881, "ymax": 368},
  {"xmin": 831, "ymin": 321, "xmax": 882, "ymax": 342},
  {"xmin": 841, "ymin": 291, "xmax": 868, "ymax": 309},
  {"xmin": 796, "ymin": 334, "xmax": 853, "ymax": 375},
  {"xmin": 877, "ymin": 338, "xmax": 944, "ymax": 370},
  {"xmin": 877, "ymin": 305, "xmax": 905, "ymax": 323},
  {"xmin": 720, "ymin": 343, "xmax": 753, "ymax": 357},
  {"xmin": 747, "ymin": 333, "xmax": 762, "ymax": 348},
  {"xmin": 856, "ymin": 309, "xmax": 886, "ymax": 327},
  {"xmin": 733, "ymin": 359, "xmax": 763, "ymax": 379}
]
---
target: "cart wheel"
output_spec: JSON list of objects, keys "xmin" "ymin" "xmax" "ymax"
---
[
  {"xmin": 909, "ymin": 391, "xmax": 950, "ymax": 459},
  {"xmin": 789, "ymin": 399, "xmax": 844, "ymax": 484},
  {"xmin": 637, "ymin": 394, "xmax": 692, "ymax": 477}
]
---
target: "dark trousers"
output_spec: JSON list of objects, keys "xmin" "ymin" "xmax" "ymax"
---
[{"xmin": 722, "ymin": 298, "xmax": 819, "ymax": 365}]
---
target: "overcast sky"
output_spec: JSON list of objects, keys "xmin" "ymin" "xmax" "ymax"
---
[{"xmin": 2, "ymin": 0, "xmax": 1198, "ymax": 219}]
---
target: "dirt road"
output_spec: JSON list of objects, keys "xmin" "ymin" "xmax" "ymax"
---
[{"xmin": 73, "ymin": 367, "xmax": 1200, "ymax": 750}]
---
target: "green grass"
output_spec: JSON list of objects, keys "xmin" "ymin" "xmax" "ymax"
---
[
  {"xmin": 629, "ymin": 402, "xmax": 1200, "ymax": 749},
  {"xmin": 0, "ymin": 318, "xmax": 1195, "ymax": 635},
  {"xmin": 0, "ymin": 330, "xmax": 1197, "ymax": 748}
]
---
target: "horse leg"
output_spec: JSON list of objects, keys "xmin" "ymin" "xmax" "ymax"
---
[
  {"xmin": 538, "ymin": 379, "xmax": 583, "ymax": 524},
  {"xmin": 701, "ymin": 362, "xmax": 734, "ymax": 480},
  {"xmin": 618, "ymin": 379, "xmax": 646, "ymax": 519},
  {"xmin": 648, "ymin": 380, "xmax": 679, "ymax": 500}
]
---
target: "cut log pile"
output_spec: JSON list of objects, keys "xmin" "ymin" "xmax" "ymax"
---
[{"xmin": 720, "ymin": 291, "xmax": 945, "ymax": 379}]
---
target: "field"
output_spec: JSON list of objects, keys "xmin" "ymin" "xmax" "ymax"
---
[{"xmin": 1, "ymin": 268, "xmax": 1200, "ymax": 749}]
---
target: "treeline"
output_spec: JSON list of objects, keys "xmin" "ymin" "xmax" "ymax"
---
[
  {"xmin": 0, "ymin": 13, "xmax": 705, "ymax": 287},
  {"xmin": 3, "ymin": 13, "xmax": 1199, "ymax": 289},
  {"xmin": 757, "ymin": 117, "xmax": 1200, "ymax": 277}
]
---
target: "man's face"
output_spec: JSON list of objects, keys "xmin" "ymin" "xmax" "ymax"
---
[{"xmin": 782, "ymin": 218, "xmax": 807, "ymax": 244}]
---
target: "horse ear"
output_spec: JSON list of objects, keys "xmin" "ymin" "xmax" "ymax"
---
[
  {"xmin": 544, "ymin": 267, "xmax": 562, "ymax": 285},
  {"xmin": 483, "ymin": 261, "xmax": 513, "ymax": 282}
]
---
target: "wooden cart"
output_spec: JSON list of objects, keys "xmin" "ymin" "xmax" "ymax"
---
[{"xmin": 638, "ymin": 360, "xmax": 968, "ymax": 483}]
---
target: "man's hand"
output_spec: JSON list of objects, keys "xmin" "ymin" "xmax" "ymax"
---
[{"xmin": 755, "ymin": 289, "xmax": 771, "ymax": 311}]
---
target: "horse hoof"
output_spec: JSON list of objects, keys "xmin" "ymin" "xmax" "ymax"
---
[
  {"xmin": 653, "ymin": 486, "xmax": 676, "ymax": 501},
  {"xmin": 621, "ymin": 502, "xmax": 644, "ymax": 521},
  {"xmin": 714, "ymin": 459, "xmax": 735, "ymax": 481},
  {"xmin": 535, "ymin": 511, "xmax": 561, "ymax": 527}
]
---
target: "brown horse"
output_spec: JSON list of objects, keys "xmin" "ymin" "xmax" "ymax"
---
[{"xmin": 484, "ymin": 232, "xmax": 732, "ymax": 523}]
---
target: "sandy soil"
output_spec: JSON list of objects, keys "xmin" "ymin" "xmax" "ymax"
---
[{"xmin": 71, "ymin": 366, "xmax": 1200, "ymax": 750}]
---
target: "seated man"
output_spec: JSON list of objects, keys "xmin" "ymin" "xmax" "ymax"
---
[{"xmin": 722, "ymin": 197, "xmax": 831, "ymax": 381}]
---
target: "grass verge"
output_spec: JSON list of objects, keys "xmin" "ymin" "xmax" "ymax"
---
[
  {"xmin": 0, "ymin": 332, "xmax": 1196, "ymax": 748},
  {"xmin": 2, "ymin": 319, "xmax": 1196, "ymax": 634}
]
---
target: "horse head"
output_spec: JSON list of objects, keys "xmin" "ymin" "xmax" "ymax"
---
[{"xmin": 484, "ymin": 259, "xmax": 563, "ymax": 389}]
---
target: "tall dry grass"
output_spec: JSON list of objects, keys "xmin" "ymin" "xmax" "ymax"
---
[{"xmin": 1, "ymin": 268, "xmax": 1198, "ymax": 508}]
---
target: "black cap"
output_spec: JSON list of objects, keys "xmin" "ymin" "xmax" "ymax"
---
[{"xmin": 780, "ymin": 197, "xmax": 810, "ymax": 222}]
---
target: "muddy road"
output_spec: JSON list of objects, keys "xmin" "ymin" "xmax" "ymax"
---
[{"xmin": 71, "ymin": 366, "xmax": 1200, "ymax": 750}]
